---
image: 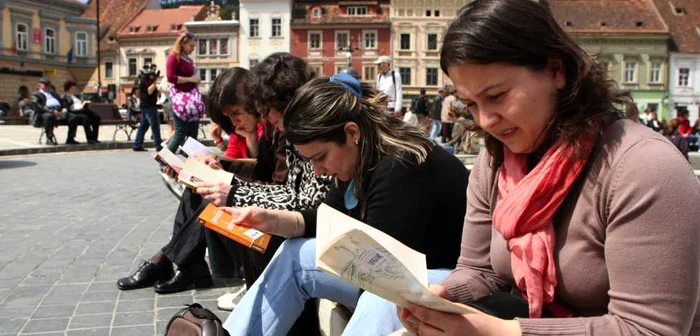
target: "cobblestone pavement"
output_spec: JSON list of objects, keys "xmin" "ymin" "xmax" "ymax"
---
[{"xmin": 0, "ymin": 150, "xmax": 242, "ymax": 335}]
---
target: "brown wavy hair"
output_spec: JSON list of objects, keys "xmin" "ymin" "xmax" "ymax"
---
[
  {"xmin": 283, "ymin": 77, "xmax": 433, "ymax": 202},
  {"xmin": 440, "ymin": 0, "xmax": 636, "ymax": 167}
]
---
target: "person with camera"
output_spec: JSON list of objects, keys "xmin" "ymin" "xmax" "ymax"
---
[
  {"xmin": 166, "ymin": 32, "xmax": 204, "ymax": 153},
  {"xmin": 133, "ymin": 64, "xmax": 163, "ymax": 151}
]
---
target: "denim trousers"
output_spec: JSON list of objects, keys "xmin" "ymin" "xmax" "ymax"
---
[
  {"xmin": 223, "ymin": 237, "xmax": 452, "ymax": 336},
  {"xmin": 134, "ymin": 106, "xmax": 162, "ymax": 149},
  {"xmin": 429, "ymin": 119, "xmax": 442, "ymax": 141},
  {"xmin": 168, "ymin": 114, "xmax": 200, "ymax": 153}
]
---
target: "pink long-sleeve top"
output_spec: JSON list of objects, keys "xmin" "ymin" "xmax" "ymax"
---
[{"xmin": 166, "ymin": 53, "xmax": 197, "ymax": 92}]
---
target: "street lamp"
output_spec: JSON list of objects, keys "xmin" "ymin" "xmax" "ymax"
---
[{"xmin": 96, "ymin": 0, "xmax": 101, "ymax": 102}]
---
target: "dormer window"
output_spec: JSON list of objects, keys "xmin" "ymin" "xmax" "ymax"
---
[
  {"xmin": 128, "ymin": 26, "xmax": 139, "ymax": 33},
  {"xmin": 146, "ymin": 25, "xmax": 154, "ymax": 32},
  {"xmin": 170, "ymin": 24, "xmax": 178, "ymax": 31},
  {"xmin": 347, "ymin": 6, "xmax": 368, "ymax": 16},
  {"xmin": 670, "ymin": 1, "xmax": 686, "ymax": 15},
  {"xmin": 312, "ymin": 7, "xmax": 321, "ymax": 18}
]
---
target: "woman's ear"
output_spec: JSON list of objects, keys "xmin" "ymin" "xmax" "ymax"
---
[
  {"xmin": 547, "ymin": 58, "xmax": 566, "ymax": 90},
  {"xmin": 344, "ymin": 122, "xmax": 361, "ymax": 144}
]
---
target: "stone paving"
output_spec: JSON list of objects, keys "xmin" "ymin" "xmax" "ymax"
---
[{"xmin": 0, "ymin": 150, "xmax": 243, "ymax": 335}]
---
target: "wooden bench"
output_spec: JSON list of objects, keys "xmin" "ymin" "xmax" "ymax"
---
[{"xmin": 90, "ymin": 103, "xmax": 139, "ymax": 141}]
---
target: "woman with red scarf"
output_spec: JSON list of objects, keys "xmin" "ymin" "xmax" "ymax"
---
[{"xmin": 390, "ymin": 0, "xmax": 700, "ymax": 335}]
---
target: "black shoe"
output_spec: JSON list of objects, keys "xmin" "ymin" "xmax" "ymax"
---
[
  {"xmin": 154, "ymin": 264, "xmax": 213, "ymax": 294},
  {"xmin": 46, "ymin": 138, "xmax": 58, "ymax": 145},
  {"xmin": 133, "ymin": 147, "xmax": 147, "ymax": 152},
  {"xmin": 93, "ymin": 139, "xmax": 102, "ymax": 144},
  {"xmin": 66, "ymin": 139, "xmax": 80, "ymax": 145},
  {"xmin": 155, "ymin": 145, "xmax": 163, "ymax": 152},
  {"xmin": 88, "ymin": 140, "xmax": 96, "ymax": 145},
  {"xmin": 117, "ymin": 261, "xmax": 174, "ymax": 291}
]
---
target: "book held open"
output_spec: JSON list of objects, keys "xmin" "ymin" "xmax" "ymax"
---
[{"xmin": 315, "ymin": 204, "xmax": 478, "ymax": 315}]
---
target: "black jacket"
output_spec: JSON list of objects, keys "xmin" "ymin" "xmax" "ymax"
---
[
  {"xmin": 302, "ymin": 145, "xmax": 469, "ymax": 269},
  {"xmin": 31, "ymin": 90, "xmax": 67, "ymax": 115}
]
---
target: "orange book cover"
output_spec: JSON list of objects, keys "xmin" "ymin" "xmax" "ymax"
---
[{"xmin": 197, "ymin": 204, "xmax": 271, "ymax": 254}]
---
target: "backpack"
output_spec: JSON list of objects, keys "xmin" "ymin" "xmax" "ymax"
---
[
  {"xmin": 377, "ymin": 70, "xmax": 398, "ymax": 102},
  {"xmin": 411, "ymin": 96, "xmax": 429, "ymax": 115},
  {"xmin": 164, "ymin": 303, "xmax": 230, "ymax": 336}
]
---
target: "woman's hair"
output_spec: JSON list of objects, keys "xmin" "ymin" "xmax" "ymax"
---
[
  {"xmin": 130, "ymin": 87, "xmax": 138, "ymax": 95},
  {"xmin": 284, "ymin": 76, "xmax": 434, "ymax": 201},
  {"xmin": 18, "ymin": 85, "xmax": 29, "ymax": 98},
  {"xmin": 206, "ymin": 67, "xmax": 256, "ymax": 134},
  {"xmin": 440, "ymin": 0, "xmax": 636, "ymax": 166},
  {"xmin": 63, "ymin": 80, "xmax": 77, "ymax": 92},
  {"xmin": 169, "ymin": 32, "xmax": 196, "ymax": 62},
  {"xmin": 666, "ymin": 118, "xmax": 681, "ymax": 136},
  {"xmin": 248, "ymin": 52, "xmax": 316, "ymax": 117}
]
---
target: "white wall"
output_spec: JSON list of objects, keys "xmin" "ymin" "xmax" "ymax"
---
[
  {"xmin": 669, "ymin": 53, "xmax": 700, "ymax": 122},
  {"xmin": 239, "ymin": 0, "xmax": 291, "ymax": 69}
]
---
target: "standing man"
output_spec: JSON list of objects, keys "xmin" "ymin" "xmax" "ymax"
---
[
  {"xmin": 133, "ymin": 70, "xmax": 163, "ymax": 152},
  {"xmin": 374, "ymin": 55, "xmax": 403, "ymax": 117},
  {"xmin": 429, "ymin": 88, "xmax": 445, "ymax": 141},
  {"xmin": 441, "ymin": 85, "xmax": 457, "ymax": 143}
]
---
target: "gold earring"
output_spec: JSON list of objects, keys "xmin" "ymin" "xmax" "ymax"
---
[{"xmin": 355, "ymin": 139, "xmax": 359, "ymax": 145}]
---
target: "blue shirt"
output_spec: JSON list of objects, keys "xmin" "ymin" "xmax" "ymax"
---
[{"xmin": 41, "ymin": 90, "xmax": 61, "ymax": 109}]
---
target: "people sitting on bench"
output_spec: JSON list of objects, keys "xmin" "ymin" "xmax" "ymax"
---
[
  {"xmin": 30, "ymin": 78, "xmax": 88, "ymax": 145},
  {"xmin": 62, "ymin": 80, "xmax": 101, "ymax": 144}
]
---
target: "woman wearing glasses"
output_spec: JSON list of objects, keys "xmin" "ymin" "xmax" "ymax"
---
[{"xmin": 166, "ymin": 32, "xmax": 205, "ymax": 153}]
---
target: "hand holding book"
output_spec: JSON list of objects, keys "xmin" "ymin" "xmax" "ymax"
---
[{"xmin": 193, "ymin": 181, "xmax": 232, "ymax": 207}]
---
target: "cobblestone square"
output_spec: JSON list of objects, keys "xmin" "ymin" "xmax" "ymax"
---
[{"xmin": 0, "ymin": 150, "xmax": 242, "ymax": 335}]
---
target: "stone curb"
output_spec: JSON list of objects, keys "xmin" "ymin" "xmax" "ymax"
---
[{"xmin": 0, "ymin": 139, "xmax": 215, "ymax": 157}]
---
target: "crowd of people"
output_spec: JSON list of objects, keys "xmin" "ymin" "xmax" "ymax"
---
[{"xmin": 111, "ymin": 1, "xmax": 700, "ymax": 335}]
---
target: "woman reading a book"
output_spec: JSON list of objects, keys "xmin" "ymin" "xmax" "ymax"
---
[
  {"xmin": 387, "ymin": 0, "xmax": 700, "ymax": 335},
  {"xmin": 220, "ymin": 73, "xmax": 470, "ymax": 336}
]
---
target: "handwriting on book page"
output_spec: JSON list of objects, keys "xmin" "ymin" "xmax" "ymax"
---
[{"xmin": 318, "ymin": 229, "xmax": 476, "ymax": 315}]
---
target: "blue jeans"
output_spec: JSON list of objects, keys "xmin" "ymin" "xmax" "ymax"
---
[
  {"xmin": 168, "ymin": 114, "xmax": 200, "ymax": 153},
  {"xmin": 133, "ymin": 106, "xmax": 162, "ymax": 149},
  {"xmin": 223, "ymin": 237, "xmax": 452, "ymax": 336},
  {"xmin": 429, "ymin": 119, "xmax": 442, "ymax": 141}
]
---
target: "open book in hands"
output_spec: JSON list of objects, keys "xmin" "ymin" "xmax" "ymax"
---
[
  {"xmin": 153, "ymin": 147, "xmax": 186, "ymax": 172},
  {"xmin": 177, "ymin": 159, "xmax": 234, "ymax": 189},
  {"xmin": 315, "ymin": 204, "xmax": 478, "ymax": 315}
]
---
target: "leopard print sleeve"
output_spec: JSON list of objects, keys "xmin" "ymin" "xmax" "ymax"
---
[{"xmin": 226, "ymin": 145, "xmax": 333, "ymax": 211}]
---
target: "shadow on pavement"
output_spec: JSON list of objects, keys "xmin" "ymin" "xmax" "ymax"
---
[{"xmin": 0, "ymin": 159, "xmax": 37, "ymax": 170}]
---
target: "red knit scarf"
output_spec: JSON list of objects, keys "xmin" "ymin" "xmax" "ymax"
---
[{"xmin": 493, "ymin": 137, "xmax": 593, "ymax": 318}]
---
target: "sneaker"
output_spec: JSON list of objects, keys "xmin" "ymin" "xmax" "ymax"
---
[
  {"xmin": 133, "ymin": 147, "xmax": 147, "ymax": 152},
  {"xmin": 217, "ymin": 287, "xmax": 247, "ymax": 311},
  {"xmin": 161, "ymin": 172, "xmax": 184, "ymax": 200}
]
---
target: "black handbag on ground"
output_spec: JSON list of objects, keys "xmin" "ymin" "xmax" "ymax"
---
[{"xmin": 164, "ymin": 303, "xmax": 230, "ymax": 336}]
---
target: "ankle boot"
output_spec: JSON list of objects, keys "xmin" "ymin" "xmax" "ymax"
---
[
  {"xmin": 117, "ymin": 260, "xmax": 174, "ymax": 290},
  {"xmin": 154, "ymin": 261, "xmax": 213, "ymax": 294}
]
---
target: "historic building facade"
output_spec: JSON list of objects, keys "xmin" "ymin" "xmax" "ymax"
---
[
  {"xmin": 0, "ymin": 0, "xmax": 96, "ymax": 113},
  {"xmin": 290, "ymin": 0, "xmax": 391, "ymax": 81}
]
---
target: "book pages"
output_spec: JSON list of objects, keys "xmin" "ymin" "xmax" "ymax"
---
[
  {"xmin": 180, "ymin": 137, "xmax": 215, "ymax": 157},
  {"xmin": 316, "ymin": 204, "xmax": 428, "ymax": 287},
  {"xmin": 388, "ymin": 329, "xmax": 416, "ymax": 336},
  {"xmin": 318, "ymin": 228, "xmax": 476, "ymax": 314},
  {"xmin": 178, "ymin": 159, "xmax": 234, "ymax": 186},
  {"xmin": 153, "ymin": 147, "xmax": 185, "ymax": 171}
]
